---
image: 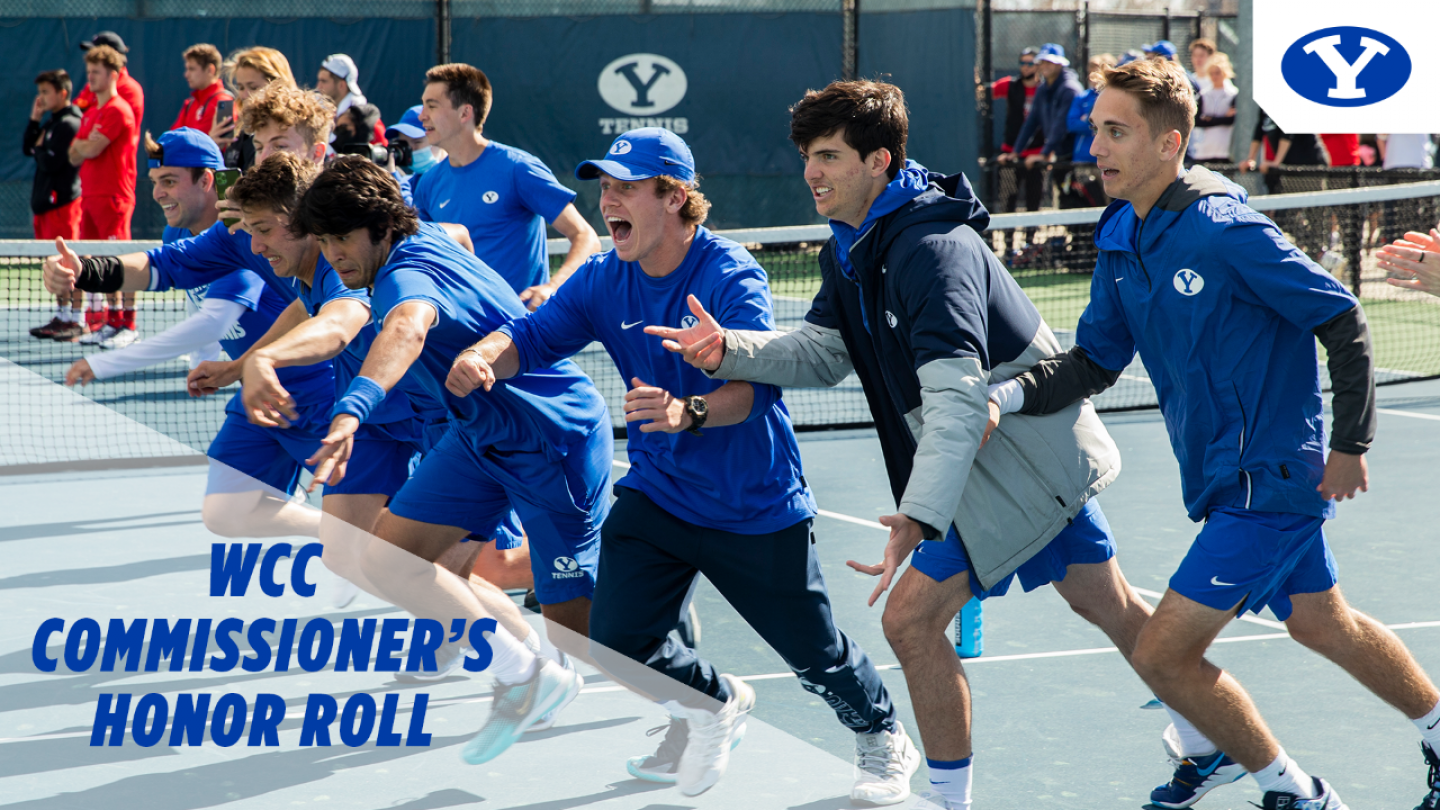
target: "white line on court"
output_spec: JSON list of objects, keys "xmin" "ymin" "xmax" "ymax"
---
[
  {"xmin": 1131, "ymin": 586, "xmax": 1289, "ymax": 630},
  {"xmin": 1378, "ymin": 407, "xmax": 1440, "ymax": 422}
]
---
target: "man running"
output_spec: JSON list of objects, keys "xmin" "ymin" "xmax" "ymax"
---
[
  {"xmin": 448, "ymin": 127, "xmax": 920, "ymax": 803},
  {"xmin": 650, "ymin": 80, "xmax": 1176, "ymax": 810},
  {"xmin": 988, "ymin": 58, "xmax": 1440, "ymax": 809}
]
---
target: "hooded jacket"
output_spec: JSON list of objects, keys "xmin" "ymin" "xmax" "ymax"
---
[
  {"xmin": 1015, "ymin": 167, "xmax": 1373, "ymax": 522},
  {"xmin": 1014, "ymin": 67, "xmax": 1083, "ymax": 159},
  {"xmin": 712, "ymin": 169, "xmax": 1121, "ymax": 588}
]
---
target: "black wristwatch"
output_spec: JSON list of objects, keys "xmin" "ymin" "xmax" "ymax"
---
[{"xmin": 682, "ymin": 395, "xmax": 709, "ymax": 436}]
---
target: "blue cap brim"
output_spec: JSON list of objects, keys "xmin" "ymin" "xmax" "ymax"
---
[
  {"xmin": 575, "ymin": 159, "xmax": 657, "ymax": 182},
  {"xmin": 387, "ymin": 123, "xmax": 426, "ymax": 139}
]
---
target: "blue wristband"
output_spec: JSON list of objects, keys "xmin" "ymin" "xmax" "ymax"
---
[{"xmin": 332, "ymin": 376, "xmax": 387, "ymax": 423}]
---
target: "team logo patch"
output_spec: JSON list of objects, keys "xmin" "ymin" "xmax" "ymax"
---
[
  {"xmin": 1281, "ymin": 27, "xmax": 1411, "ymax": 108},
  {"xmin": 482, "ymin": 191, "xmax": 499, "ymax": 204},
  {"xmin": 1173, "ymin": 269, "xmax": 1204, "ymax": 296},
  {"xmin": 680, "ymin": 315, "xmax": 698, "ymax": 330},
  {"xmin": 610, "ymin": 140, "xmax": 633, "ymax": 155},
  {"xmin": 553, "ymin": 556, "xmax": 579, "ymax": 573},
  {"xmin": 885, "ymin": 311, "xmax": 898, "ymax": 328},
  {"xmin": 598, "ymin": 53, "xmax": 688, "ymax": 116}
]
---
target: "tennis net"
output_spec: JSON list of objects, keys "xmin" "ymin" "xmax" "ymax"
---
[{"xmin": 3, "ymin": 178, "xmax": 1439, "ymax": 470}]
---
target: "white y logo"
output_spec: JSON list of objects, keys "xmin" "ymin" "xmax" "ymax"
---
[
  {"xmin": 1303, "ymin": 34, "xmax": 1389, "ymax": 99},
  {"xmin": 1173, "ymin": 269, "xmax": 1204, "ymax": 296}
]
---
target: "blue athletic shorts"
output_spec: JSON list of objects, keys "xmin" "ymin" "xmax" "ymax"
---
[
  {"xmin": 386, "ymin": 426, "xmax": 613, "ymax": 604},
  {"xmin": 1169, "ymin": 507, "xmax": 1336, "ymax": 620},
  {"xmin": 206, "ymin": 396, "xmax": 418, "ymax": 499},
  {"xmin": 910, "ymin": 499, "xmax": 1117, "ymax": 600},
  {"xmin": 413, "ymin": 418, "xmax": 523, "ymax": 550}
]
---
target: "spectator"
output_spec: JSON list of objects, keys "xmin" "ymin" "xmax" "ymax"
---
[
  {"xmin": 1063, "ymin": 53, "xmax": 1116, "ymax": 208},
  {"xmin": 1146, "ymin": 39, "xmax": 1202, "ymax": 98},
  {"xmin": 1320, "ymin": 133, "xmax": 1361, "ymax": 168},
  {"xmin": 992, "ymin": 46, "xmax": 1044, "ymax": 214},
  {"xmin": 1188, "ymin": 37, "xmax": 1217, "ymax": 91},
  {"xmin": 69, "ymin": 44, "xmax": 140, "ymax": 349},
  {"xmin": 386, "ymin": 105, "xmax": 444, "ymax": 181},
  {"xmin": 1379, "ymin": 134, "xmax": 1436, "ymax": 170},
  {"xmin": 1006, "ymin": 44, "xmax": 1082, "ymax": 187},
  {"xmin": 171, "ymin": 44, "xmax": 233, "ymax": 137},
  {"xmin": 74, "ymin": 32, "xmax": 144, "ymax": 148},
  {"xmin": 25, "ymin": 69, "xmax": 86, "ymax": 341},
  {"xmin": 215, "ymin": 46, "xmax": 296, "ymax": 169},
  {"xmin": 1243, "ymin": 111, "xmax": 1326, "ymax": 193},
  {"xmin": 414, "ymin": 63, "xmax": 601, "ymax": 309},
  {"xmin": 316, "ymin": 54, "xmax": 386, "ymax": 146},
  {"xmin": 1190, "ymin": 52, "xmax": 1239, "ymax": 165}
]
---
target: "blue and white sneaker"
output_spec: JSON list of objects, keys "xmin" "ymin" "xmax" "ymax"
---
[
  {"xmin": 461, "ymin": 657, "xmax": 581, "ymax": 765},
  {"xmin": 1150, "ymin": 748, "xmax": 1246, "ymax": 808},
  {"xmin": 626, "ymin": 709, "xmax": 748, "ymax": 783},
  {"xmin": 1261, "ymin": 776, "xmax": 1349, "ymax": 810}
]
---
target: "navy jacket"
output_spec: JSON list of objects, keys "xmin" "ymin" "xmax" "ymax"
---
[{"xmin": 1014, "ymin": 67, "xmax": 1083, "ymax": 158}]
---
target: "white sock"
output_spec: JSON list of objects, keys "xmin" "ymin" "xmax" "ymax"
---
[
  {"xmin": 1251, "ymin": 750, "xmax": 1313, "ymax": 798},
  {"xmin": 1415, "ymin": 700, "xmax": 1440, "ymax": 751},
  {"xmin": 522, "ymin": 627, "xmax": 565, "ymax": 665},
  {"xmin": 67, "ymin": 306, "xmax": 82, "ymax": 323},
  {"xmin": 54, "ymin": 304, "xmax": 68, "ymax": 320},
  {"xmin": 927, "ymin": 756, "xmax": 973, "ymax": 810},
  {"xmin": 487, "ymin": 623, "xmax": 539, "ymax": 685},
  {"xmin": 1163, "ymin": 703, "xmax": 1218, "ymax": 757}
]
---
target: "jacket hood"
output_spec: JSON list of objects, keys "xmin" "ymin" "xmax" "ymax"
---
[
  {"xmin": 849, "ymin": 169, "xmax": 992, "ymax": 271},
  {"xmin": 829, "ymin": 160, "xmax": 931, "ymax": 280},
  {"xmin": 1094, "ymin": 164, "xmax": 1245, "ymax": 254}
]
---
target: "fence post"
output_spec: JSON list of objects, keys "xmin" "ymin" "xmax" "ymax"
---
[
  {"xmin": 1163, "ymin": 5, "xmax": 1171, "ymax": 42},
  {"xmin": 976, "ymin": 0, "xmax": 994, "ymax": 207},
  {"xmin": 437, "ymin": 0, "xmax": 452, "ymax": 65},
  {"xmin": 843, "ymin": 0, "xmax": 860, "ymax": 80},
  {"xmin": 1076, "ymin": 0, "xmax": 1089, "ymax": 76}
]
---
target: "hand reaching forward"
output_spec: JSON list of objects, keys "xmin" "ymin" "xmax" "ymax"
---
[
  {"xmin": 845, "ymin": 513, "xmax": 925, "ymax": 607},
  {"xmin": 644, "ymin": 294, "xmax": 726, "ymax": 372}
]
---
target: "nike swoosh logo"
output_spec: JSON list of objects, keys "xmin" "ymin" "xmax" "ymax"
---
[
  {"xmin": 1115, "ymin": 277, "xmax": 1124, "ymax": 281},
  {"xmin": 1428, "ymin": 717, "xmax": 1440, "ymax": 730},
  {"xmin": 439, "ymin": 200, "xmax": 450, "ymax": 208},
  {"xmin": 1210, "ymin": 576, "xmax": 1236, "ymax": 587},
  {"xmin": 1196, "ymin": 757, "xmax": 1224, "ymax": 776},
  {"xmin": 621, "ymin": 320, "xmax": 643, "ymax": 329}
]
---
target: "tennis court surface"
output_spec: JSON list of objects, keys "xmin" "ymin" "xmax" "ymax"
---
[{"xmin": 1, "ymin": 374, "xmax": 1437, "ymax": 809}]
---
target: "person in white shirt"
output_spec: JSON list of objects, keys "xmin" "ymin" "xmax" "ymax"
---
[{"xmin": 1190, "ymin": 52, "xmax": 1239, "ymax": 164}]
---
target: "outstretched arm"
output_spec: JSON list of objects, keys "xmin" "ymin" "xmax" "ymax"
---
[
  {"xmin": 43, "ymin": 237, "xmax": 153, "ymax": 295},
  {"xmin": 986, "ymin": 345, "xmax": 1123, "ymax": 418}
]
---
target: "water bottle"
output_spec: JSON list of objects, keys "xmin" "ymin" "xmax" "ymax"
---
[{"xmin": 954, "ymin": 597, "xmax": 983, "ymax": 658}]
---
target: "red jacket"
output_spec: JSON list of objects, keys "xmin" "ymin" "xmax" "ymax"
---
[{"xmin": 172, "ymin": 82, "xmax": 233, "ymax": 135}]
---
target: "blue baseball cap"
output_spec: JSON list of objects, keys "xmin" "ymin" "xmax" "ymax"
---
[
  {"xmin": 386, "ymin": 105, "xmax": 425, "ymax": 140},
  {"xmin": 148, "ymin": 127, "xmax": 225, "ymax": 170},
  {"xmin": 1144, "ymin": 40, "xmax": 1178, "ymax": 59},
  {"xmin": 1036, "ymin": 43, "xmax": 1069, "ymax": 67},
  {"xmin": 575, "ymin": 128, "xmax": 695, "ymax": 184}
]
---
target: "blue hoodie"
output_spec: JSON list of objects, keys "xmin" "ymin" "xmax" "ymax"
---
[{"xmin": 1076, "ymin": 167, "xmax": 1358, "ymax": 521}]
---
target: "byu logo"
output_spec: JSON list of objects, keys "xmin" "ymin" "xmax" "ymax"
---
[
  {"xmin": 553, "ymin": 557, "xmax": 579, "ymax": 573},
  {"xmin": 680, "ymin": 315, "xmax": 699, "ymax": 330},
  {"xmin": 885, "ymin": 311, "xmax": 898, "ymax": 328},
  {"xmin": 1173, "ymin": 269, "xmax": 1204, "ymax": 296},
  {"xmin": 610, "ymin": 140, "xmax": 633, "ymax": 155},
  {"xmin": 1281, "ymin": 27, "xmax": 1411, "ymax": 108},
  {"xmin": 598, "ymin": 54, "xmax": 688, "ymax": 116},
  {"xmin": 482, "ymin": 191, "xmax": 499, "ymax": 204}
]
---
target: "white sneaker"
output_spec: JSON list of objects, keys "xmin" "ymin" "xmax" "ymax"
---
[
  {"xmin": 525, "ymin": 652, "xmax": 578, "ymax": 733},
  {"xmin": 99, "ymin": 327, "xmax": 138, "ymax": 349},
  {"xmin": 675, "ymin": 673, "xmax": 756, "ymax": 796},
  {"xmin": 853, "ymin": 720, "xmax": 922, "ymax": 805},
  {"xmin": 461, "ymin": 657, "xmax": 581, "ymax": 765},
  {"xmin": 78, "ymin": 324, "xmax": 117, "ymax": 345}
]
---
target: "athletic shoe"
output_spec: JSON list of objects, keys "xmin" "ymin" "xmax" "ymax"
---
[
  {"xmin": 1150, "ymin": 748, "xmax": 1246, "ymax": 808},
  {"xmin": 49, "ymin": 322, "xmax": 86, "ymax": 341},
  {"xmin": 1260, "ymin": 776, "xmax": 1349, "ymax": 810},
  {"xmin": 852, "ymin": 720, "xmax": 921, "ymax": 805},
  {"xmin": 79, "ymin": 324, "xmax": 118, "ymax": 345},
  {"xmin": 911, "ymin": 792, "xmax": 959, "ymax": 810},
  {"xmin": 1417, "ymin": 741, "xmax": 1440, "ymax": 810},
  {"xmin": 99, "ymin": 327, "xmax": 139, "ymax": 349},
  {"xmin": 526, "ymin": 652, "xmax": 578, "ymax": 733},
  {"xmin": 522, "ymin": 589, "xmax": 541, "ymax": 614},
  {"xmin": 393, "ymin": 641, "xmax": 469, "ymax": 684},
  {"xmin": 675, "ymin": 673, "xmax": 756, "ymax": 796},
  {"xmin": 460, "ymin": 657, "xmax": 581, "ymax": 765},
  {"xmin": 30, "ymin": 317, "xmax": 65, "ymax": 338},
  {"xmin": 626, "ymin": 711, "xmax": 749, "ymax": 783}
]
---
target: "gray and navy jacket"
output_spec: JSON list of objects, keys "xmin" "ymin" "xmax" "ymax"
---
[
  {"xmin": 1014, "ymin": 166, "xmax": 1374, "ymax": 522},
  {"xmin": 712, "ymin": 172, "xmax": 1120, "ymax": 589}
]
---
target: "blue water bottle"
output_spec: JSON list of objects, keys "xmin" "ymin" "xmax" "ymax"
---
[{"xmin": 954, "ymin": 597, "xmax": 983, "ymax": 658}]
